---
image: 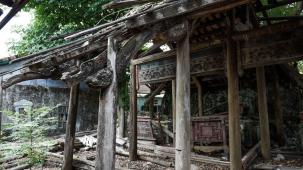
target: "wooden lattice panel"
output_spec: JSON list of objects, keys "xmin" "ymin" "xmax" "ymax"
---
[
  {"xmin": 138, "ymin": 46, "xmax": 225, "ymax": 84},
  {"xmin": 192, "ymin": 115, "xmax": 227, "ymax": 145},
  {"xmin": 137, "ymin": 27, "xmax": 303, "ymax": 84},
  {"xmin": 241, "ymin": 27, "xmax": 303, "ymax": 68}
]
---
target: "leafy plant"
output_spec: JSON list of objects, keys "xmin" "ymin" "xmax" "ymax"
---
[
  {"xmin": 9, "ymin": 0, "xmax": 129, "ymax": 56},
  {"xmin": 3, "ymin": 106, "xmax": 57, "ymax": 166}
]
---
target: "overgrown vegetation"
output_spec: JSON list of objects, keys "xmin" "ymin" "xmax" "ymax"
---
[
  {"xmin": 1, "ymin": 106, "xmax": 57, "ymax": 166},
  {"xmin": 8, "ymin": 0, "xmax": 131, "ymax": 109},
  {"xmin": 9, "ymin": 0, "xmax": 128, "ymax": 56}
]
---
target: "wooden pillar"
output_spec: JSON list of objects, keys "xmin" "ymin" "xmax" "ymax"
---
[
  {"xmin": 63, "ymin": 83, "xmax": 79, "ymax": 170},
  {"xmin": 0, "ymin": 76, "xmax": 3, "ymax": 137},
  {"xmin": 226, "ymin": 37, "xmax": 242, "ymax": 170},
  {"xmin": 175, "ymin": 20, "xmax": 191, "ymax": 170},
  {"xmin": 273, "ymin": 68, "xmax": 284, "ymax": 146},
  {"xmin": 149, "ymin": 97, "xmax": 154, "ymax": 118},
  {"xmin": 129, "ymin": 64, "xmax": 138, "ymax": 161},
  {"xmin": 172, "ymin": 80, "xmax": 176, "ymax": 146},
  {"xmin": 95, "ymin": 37, "xmax": 118, "ymax": 170},
  {"xmin": 256, "ymin": 66, "xmax": 271, "ymax": 160},
  {"xmin": 193, "ymin": 77, "xmax": 203, "ymax": 116},
  {"xmin": 117, "ymin": 106, "xmax": 125, "ymax": 138}
]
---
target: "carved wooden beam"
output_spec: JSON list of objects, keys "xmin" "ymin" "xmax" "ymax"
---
[
  {"xmin": 138, "ymin": 46, "xmax": 224, "ymax": 84},
  {"xmin": 240, "ymin": 26, "xmax": 303, "ymax": 68},
  {"xmin": 153, "ymin": 20, "xmax": 188, "ymax": 43},
  {"xmin": 125, "ymin": 0, "xmax": 250, "ymax": 29},
  {"xmin": 62, "ymin": 30, "xmax": 154, "ymax": 85},
  {"xmin": 144, "ymin": 82, "xmax": 166, "ymax": 105},
  {"xmin": 116, "ymin": 30, "xmax": 154, "ymax": 78},
  {"xmin": 27, "ymin": 41, "xmax": 106, "ymax": 70},
  {"xmin": 61, "ymin": 50, "xmax": 107, "ymax": 84},
  {"xmin": 233, "ymin": 20, "xmax": 303, "ymax": 40},
  {"xmin": 2, "ymin": 72, "xmax": 49, "ymax": 89},
  {"xmin": 137, "ymin": 26, "xmax": 303, "ymax": 84},
  {"xmin": 85, "ymin": 68, "xmax": 113, "ymax": 88}
]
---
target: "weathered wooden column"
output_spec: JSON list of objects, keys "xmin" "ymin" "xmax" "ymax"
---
[
  {"xmin": 175, "ymin": 20, "xmax": 191, "ymax": 170},
  {"xmin": 0, "ymin": 76, "xmax": 3, "ymax": 137},
  {"xmin": 117, "ymin": 105, "xmax": 125, "ymax": 138},
  {"xmin": 193, "ymin": 77, "xmax": 203, "ymax": 116},
  {"xmin": 95, "ymin": 37, "xmax": 118, "ymax": 170},
  {"xmin": 63, "ymin": 82, "xmax": 80, "ymax": 170},
  {"xmin": 226, "ymin": 37, "xmax": 242, "ymax": 170},
  {"xmin": 273, "ymin": 68, "xmax": 284, "ymax": 146},
  {"xmin": 149, "ymin": 97, "xmax": 154, "ymax": 118},
  {"xmin": 256, "ymin": 66, "xmax": 271, "ymax": 160},
  {"xmin": 129, "ymin": 63, "xmax": 138, "ymax": 161},
  {"xmin": 172, "ymin": 80, "xmax": 176, "ymax": 146}
]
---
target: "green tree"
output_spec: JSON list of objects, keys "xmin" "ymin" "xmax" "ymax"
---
[
  {"xmin": 3, "ymin": 106, "xmax": 57, "ymax": 166},
  {"xmin": 9, "ymin": 0, "xmax": 127, "ymax": 56}
]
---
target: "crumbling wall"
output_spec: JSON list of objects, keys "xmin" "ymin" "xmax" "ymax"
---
[{"xmin": 2, "ymin": 83, "xmax": 99, "ymax": 132}]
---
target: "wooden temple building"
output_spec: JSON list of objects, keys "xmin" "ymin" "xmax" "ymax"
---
[{"xmin": 1, "ymin": 0, "xmax": 303, "ymax": 169}]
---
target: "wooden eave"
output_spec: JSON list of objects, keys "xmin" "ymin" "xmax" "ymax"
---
[{"xmin": 1, "ymin": 0, "xmax": 303, "ymax": 88}]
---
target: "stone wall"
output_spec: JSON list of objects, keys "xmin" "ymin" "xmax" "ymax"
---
[{"xmin": 2, "ymin": 80, "xmax": 99, "ymax": 132}]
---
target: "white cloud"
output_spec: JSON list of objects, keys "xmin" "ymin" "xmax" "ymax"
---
[{"xmin": 0, "ymin": 9, "xmax": 33, "ymax": 58}]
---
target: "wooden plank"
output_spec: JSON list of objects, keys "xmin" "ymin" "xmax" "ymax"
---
[
  {"xmin": 226, "ymin": 36, "xmax": 242, "ymax": 170},
  {"xmin": 153, "ymin": 145, "xmax": 230, "ymax": 167},
  {"xmin": 65, "ymin": 2, "xmax": 173, "ymax": 40},
  {"xmin": 103, "ymin": 0, "xmax": 156, "ymax": 9},
  {"xmin": 175, "ymin": 20, "xmax": 191, "ymax": 170},
  {"xmin": 241, "ymin": 142, "xmax": 260, "ymax": 169},
  {"xmin": 253, "ymin": 163, "xmax": 303, "ymax": 170},
  {"xmin": 233, "ymin": 20, "xmax": 303, "ymax": 41},
  {"xmin": 131, "ymin": 50, "xmax": 176, "ymax": 65},
  {"xmin": 144, "ymin": 83, "xmax": 166, "ymax": 105},
  {"xmin": 63, "ymin": 82, "xmax": 80, "ymax": 170},
  {"xmin": 126, "ymin": 0, "xmax": 250, "ymax": 29},
  {"xmin": 256, "ymin": 66, "xmax": 271, "ymax": 160},
  {"xmin": 189, "ymin": 0, "xmax": 252, "ymax": 19},
  {"xmin": 95, "ymin": 37, "xmax": 118, "ymax": 170},
  {"xmin": 129, "ymin": 64, "xmax": 138, "ymax": 161}
]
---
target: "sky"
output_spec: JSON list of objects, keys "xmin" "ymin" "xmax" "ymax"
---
[{"xmin": 0, "ymin": 8, "xmax": 33, "ymax": 58}]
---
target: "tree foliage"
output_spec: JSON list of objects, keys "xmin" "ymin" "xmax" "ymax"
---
[
  {"xmin": 2, "ymin": 106, "xmax": 57, "ymax": 165},
  {"xmin": 9, "ymin": 0, "xmax": 127, "ymax": 56},
  {"xmin": 258, "ymin": 1, "xmax": 302, "ymax": 20}
]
